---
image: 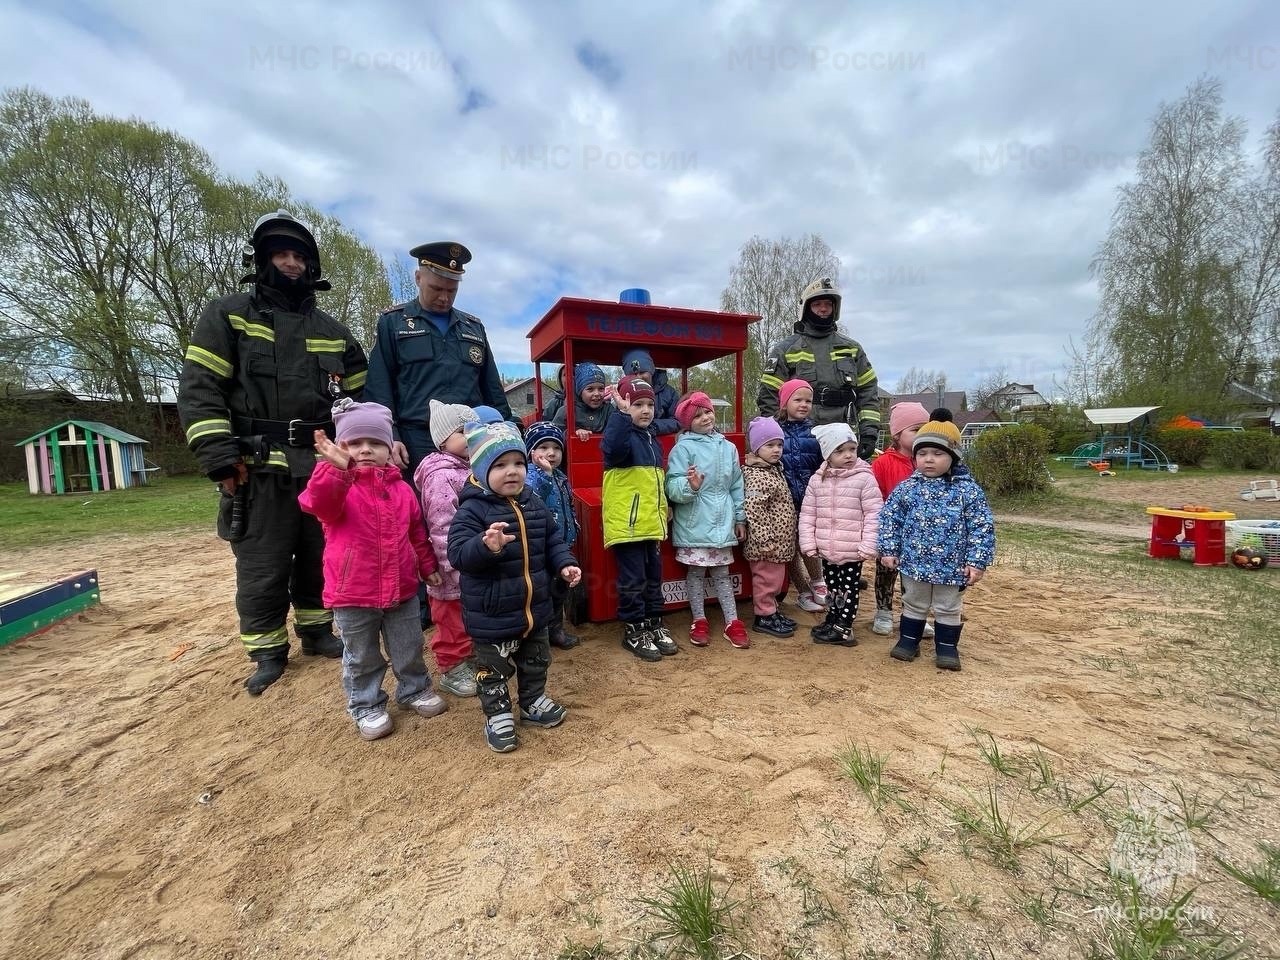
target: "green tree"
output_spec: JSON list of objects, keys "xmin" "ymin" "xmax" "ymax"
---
[{"xmin": 1082, "ymin": 77, "xmax": 1279, "ymax": 418}]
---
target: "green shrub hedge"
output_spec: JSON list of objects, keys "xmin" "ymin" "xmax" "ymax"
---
[
  {"xmin": 1209, "ymin": 431, "xmax": 1280, "ymax": 470},
  {"xmin": 1152, "ymin": 428, "xmax": 1212, "ymax": 467},
  {"xmin": 968, "ymin": 424, "xmax": 1053, "ymax": 495}
]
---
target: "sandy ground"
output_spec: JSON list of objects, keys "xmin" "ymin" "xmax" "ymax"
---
[{"xmin": 1, "ymin": 474, "xmax": 1278, "ymax": 959}]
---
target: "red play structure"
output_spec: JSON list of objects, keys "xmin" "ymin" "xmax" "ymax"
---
[{"xmin": 526, "ymin": 295, "xmax": 760, "ymax": 623}]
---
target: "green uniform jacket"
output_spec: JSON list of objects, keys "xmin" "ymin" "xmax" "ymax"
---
[
  {"xmin": 757, "ymin": 326, "xmax": 881, "ymax": 441},
  {"xmin": 178, "ymin": 285, "xmax": 368, "ymax": 480}
]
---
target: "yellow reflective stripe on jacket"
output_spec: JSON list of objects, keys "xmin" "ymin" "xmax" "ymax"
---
[
  {"xmin": 784, "ymin": 350, "xmax": 816, "ymax": 364},
  {"xmin": 344, "ymin": 369, "xmax": 367, "ymax": 390},
  {"xmin": 305, "ymin": 339, "xmax": 346, "ymax": 352},
  {"xmin": 185, "ymin": 418, "xmax": 232, "ymax": 443},
  {"xmin": 508, "ymin": 497, "xmax": 534, "ymax": 636},
  {"xmin": 241, "ymin": 627, "xmax": 288, "ymax": 651},
  {"xmin": 227, "ymin": 313, "xmax": 276, "ymax": 342},
  {"xmin": 265, "ymin": 449, "xmax": 289, "ymax": 469},
  {"xmin": 830, "ymin": 347, "xmax": 860, "ymax": 359},
  {"xmin": 294, "ymin": 608, "xmax": 333, "ymax": 627},
  {"xmin": 760, "ymin": 373, "xmax": 784, "ymax": 390},
  {"xmin": 185, "ymin": 345, "xmax": 233, "ymax": 378},
  {"xmin": 860, "ymin": 408, "xmax": 882, "ymax": 423},
  {"xmin": 856, "ymin": 368, "xmax": 877, "ymax": 387}
]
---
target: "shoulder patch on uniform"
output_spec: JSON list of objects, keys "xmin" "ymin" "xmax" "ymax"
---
[{"xmin": 455, "ymin": 310, "xmax": 483, "ymax": 326}]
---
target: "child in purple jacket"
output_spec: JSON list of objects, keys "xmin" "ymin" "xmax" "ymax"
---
[{"xmin": 300, "ymin": 399, "xmax": 446, "ymax": 742}]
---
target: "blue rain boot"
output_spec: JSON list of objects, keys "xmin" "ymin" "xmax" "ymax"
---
[
  {"xmin": 890, "ymin": 616, "xmax": 926, "ymax": 662},
  {"xmin": 934, "ymin": 622, "xmax": 963, "ymax": 671}
]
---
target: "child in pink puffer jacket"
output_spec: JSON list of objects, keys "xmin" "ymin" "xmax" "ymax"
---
[
  {"xmin": 799, "ymin": 423, "xmax": 883, "ymax": 647},
  {"xmin": 413, "ymin": 399, "xmax": 481, "ymax": 699},
  {"xmin": 299, "ymin": 399, "xmax": 446, "ymax": 742}
]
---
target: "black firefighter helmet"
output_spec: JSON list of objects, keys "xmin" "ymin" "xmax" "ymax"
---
[{"xmin": 241, "ymin": 209, "xmax": 330, "ymax": 290}]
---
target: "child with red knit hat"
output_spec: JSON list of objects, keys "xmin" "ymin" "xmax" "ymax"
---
[
  {"xmin": 870, "ymin": 401, "xmax": 932, "ymax": 638},
  {"xmin": 774, "ymin": 378, "xmax": 828, "ymax": 612},
  {"xmin": 666, "ymin": 391, "xmax": 749, "ymax": 648}
]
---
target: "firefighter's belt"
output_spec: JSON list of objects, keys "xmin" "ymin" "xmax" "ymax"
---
[
  {"xmin": 237, "ymin": 418, "xmax": 335, "ymax": 447},
  {"xmin": 815, "ymin": 386, "xmax": 856, "ymax": 406}
]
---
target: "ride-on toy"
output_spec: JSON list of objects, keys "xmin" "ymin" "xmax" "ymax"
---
[{"xmin": 526, "ymin": 293, "xmax": 759, "ymax": 623}]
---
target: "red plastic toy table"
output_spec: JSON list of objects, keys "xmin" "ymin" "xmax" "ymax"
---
[{"xmin": 1145, "ymin": 507, "xmax": 1236, "ymax": 567}]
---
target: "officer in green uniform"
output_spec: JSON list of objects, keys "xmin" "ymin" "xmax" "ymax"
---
[
  {"xmin": 363, "ymin": 242, "xmax": 514, "ymax": 473},
  {"xmin": 757, "ymin": 277, "xmax": 881, "ymax": 459},
  {"xmin": 178, "ymin": 210, "xmax": 368, "ymax": 695}
]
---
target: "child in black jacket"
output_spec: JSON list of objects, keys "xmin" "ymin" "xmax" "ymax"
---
[{"xmin": 447, "ymin": 422, "xmax": 582, "ymax": 753}]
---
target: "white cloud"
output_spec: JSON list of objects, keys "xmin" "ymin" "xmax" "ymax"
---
[{"xmin": 1, "ymin": 0, "xmax": 1276, "ymax": 395}]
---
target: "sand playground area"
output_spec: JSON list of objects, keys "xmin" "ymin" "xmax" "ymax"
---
[{"xmin": 1, "ymin": 471, "xmax": 1278, "ymax": 959}]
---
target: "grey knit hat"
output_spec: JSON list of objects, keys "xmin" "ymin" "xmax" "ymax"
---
[{"xmin": 429, "ymin": 399, "xmax": 478, "ymax": 448}]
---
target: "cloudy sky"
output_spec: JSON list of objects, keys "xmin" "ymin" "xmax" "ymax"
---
[{"xmin": 2, "ymin": 0, "xmax": 1277, "ymax": 396}]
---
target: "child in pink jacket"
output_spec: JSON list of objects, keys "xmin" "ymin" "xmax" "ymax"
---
[
  {"xmin": 299, "ymin": 399, "xmax": 446, "ymax": 742},
  {"xmin": 799, "ymin": 423, "xmax": 883, "ymax": 647},
  {"xmin": 414, "ymin": 400, "xmax": 480, "ymax": 699}
]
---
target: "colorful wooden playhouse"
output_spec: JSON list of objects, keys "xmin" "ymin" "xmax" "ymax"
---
[{"xmin": 17, "ymin": 420, "xmax": 156, "ymax": 495}]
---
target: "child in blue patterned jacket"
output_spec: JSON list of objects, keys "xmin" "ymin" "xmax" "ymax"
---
[
  {"xmin": 877, "ymin": 415, "xmax": 995, "ymax": 672},
  {"xmin": 525, "ymin": 420, "xmax": 581, "ymax": 650}
]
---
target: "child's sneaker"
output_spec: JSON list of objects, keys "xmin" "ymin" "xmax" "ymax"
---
[
  {"xmin": 796, "ymin": 592, "xmax": 824, "ymax": 612},
  {"xmin": 521, "ymin": 695, "xmax": 567, "ymax": 728},
  {"xmin": 438, "ymin": 662, "xmax": 478, "ymax": 697},
  {"xmin": 810, "ymin": 580, "xmax": 830, "ymax": 606},
  {"xmin": 775, "ymin": 612, "xmax": 798, "ymax": 631},
  {"xmin": 724, "ymin": 619, "xmax": 751, "ymax": 649},
  {"xmin": 751, "ymin": 613, "xmax": 794, "ymax": 638},
  {"xmin": 648, "ymin": 619, "xmax": 679, "ymax": 657},
  {"xmin": 485, "ymin": 713, "xmax": 518, "ymax": 752},
  {"xmin": 871, "ymin": 610, "xmax": 894, "ymax": 636},
  {"xmin": 622, "ymin": 622, "xmax": 662, "ymax": 662},
  {"xmin": 688, "ymin": 618, "xmax": 711, "ymax": 647},
  {"xmin": 404, "ymin": 690, "xmax": 448, "ymax": 718},
  {"xmin": 811, "ymin": 622, "xmax": 856, "ymax": 647},
  {"xmin": 356, "ymin": 710, "xmax": 393, "ymax": 741}
]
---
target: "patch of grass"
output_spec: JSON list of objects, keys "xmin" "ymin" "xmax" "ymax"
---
[
  {"xmin": 967, "ymin": 726, "xmax": 1024, "ymax": 777},
  {"xmin": 639, "ymin": 860, "xmax": 749, "ymax": 960},
  {"xmin": 836, "ymin": 741, "xmax": 904, "ymax": 812},
  {"xmin": 1016, "ymin": 887, "xmax": 1060, "ymax": 931},
  {"xmin": 1170, "ymin": 785, "xmax": 1225, "ymax": 831},
  {"xmin": 0, "ymin": 475, "xmax": 211, "ymax": 549},
  {"xmin": 1216, "ymin": 842, "xmax": 1280, "ymax": 905},
  {"xmin": 1084, "ymin": 880, "xmax": 1244, "ymax": 960},
  {"xmin": 768, "ymin": 857, "xmax": 843, "ymax": 933},
  {"xmin": 1025, "ymin": 746, "xmax": 1059, "ymax": 796},
  {"xmin": 946, "ymin": 786, "xmax": 1064, "ymax": 873},
  {"xmin": 558, "ymin": 940, "xmax": 615, "ymax": 960}
]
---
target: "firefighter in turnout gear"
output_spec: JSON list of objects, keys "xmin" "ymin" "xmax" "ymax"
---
[
  {"xmin": 757, "ymin": 277, "xmax": 881, "ymax": 460},
  {"xmin": 178, "ymin": 210, "xmax": 369, "ymax": 695}
]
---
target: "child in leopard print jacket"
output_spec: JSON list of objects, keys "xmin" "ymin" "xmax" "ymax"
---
[{"xmin": 741, "ymin": 417, "xmax": 798, "ymax": 638}]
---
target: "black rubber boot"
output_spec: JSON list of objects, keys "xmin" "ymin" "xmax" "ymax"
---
[
  {"xmin": 933, "ymin": 622, "xmax": 962, "ymax": 671},
  {"xmin": 299, "ymin": 629, "xmax": 343, "ymax": 659},
  {"xmin": 245, "ymin": 646, "xmax": 288, "ymax": 696},
  {"xmin": 891, "ymin": 616, "xmax": 927, "ymax": 662},
  {"xmin": 548, "ymin": 623, "xmax": 580, "ymax": 650}
]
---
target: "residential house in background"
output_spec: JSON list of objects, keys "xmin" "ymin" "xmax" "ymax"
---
[
  {"xmin": 1223, "ymin": 381, "xmax": 1280, "ymax": 433},
  {"xmin": 503, "ymin": 376, "xmax": 538, "ymax": 420},
  {"xmin": 988, "ymin": 383, "xmax": 1048, "ymax": 414}
]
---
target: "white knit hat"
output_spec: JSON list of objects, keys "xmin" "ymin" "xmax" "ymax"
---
[
  {"xmin": 429, "ymin": 399, "xmax": 478, "ymax": 448},
  {"xmin": 812, "ymin": 422, "xmax": 857, "ymax": 461}
]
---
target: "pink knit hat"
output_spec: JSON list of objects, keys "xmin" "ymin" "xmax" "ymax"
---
[
  {"xmin": 747, "ymin": 415, "xmax": 784, "ymax": 453},
  {"xmin": 332, "ymin": 399, "xmax": 393, "ymax": 448},
  {"xmin": 778, "ymin": 379, "xmax": 813, "ymax": 410},
  {"xmin": 675, "ymin": 391, "xmax": 713, "ymax": 430},
  {"xmin": 889, "ymin": 401, "xmax": 929, "ymax": 438}
]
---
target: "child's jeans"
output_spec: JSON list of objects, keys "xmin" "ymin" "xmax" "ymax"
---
[
  {"xmin": 612, "ymin": 540, "xmax": 663, "ymax": 623},
  {"xmin": 900, "ymin": 576, "xmax": 964, "ymax": 626},
  {"xmin": 473, "ymin": 630, "xmax": 552, "ymax": 719},
  {"xmin": 750, "ymin": 560, "xmax": 787, "ymax": 615},
  {"xmin": 427, "ymin": 596, "xmax": 471, "ymax": 673},
  {"xmin": 335, "ymin": 598, "xmax": 430, "ymax": 720},
  {"xmin": 820, "ymin": 559, "xmax": 864, "ymax": 629}
]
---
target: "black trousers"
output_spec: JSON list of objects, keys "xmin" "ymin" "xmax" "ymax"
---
[
  {"xmin": 612, "ymin": 540, "xmax": 663, "ymax": 624},
  {"xmin": 821, "ymin": 559, "xmax": 864, "ymax": 630},
  {"xmin": 223, "ymin": 472, "xmax": 330, "ymax": 657},
  {"xmin": 473, "ymin": 630, "xmax": 551, "ymax": 718}
]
